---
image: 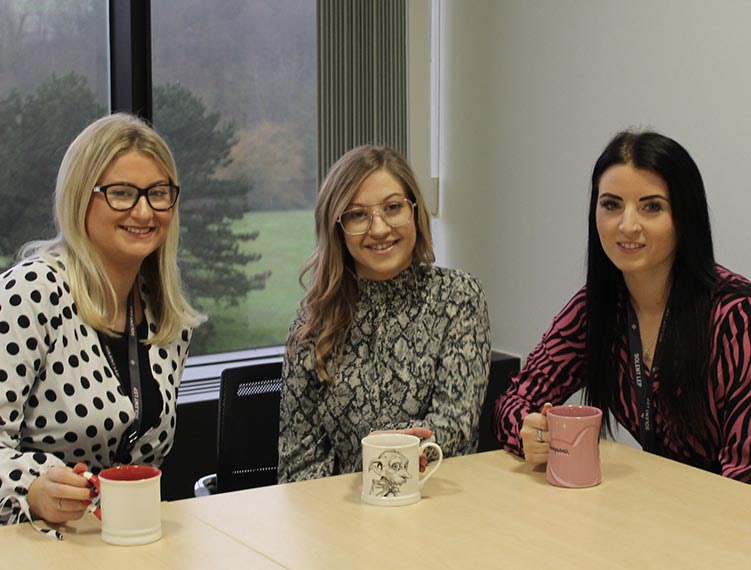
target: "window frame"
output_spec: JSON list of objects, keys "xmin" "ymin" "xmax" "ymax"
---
[
  {"xmin": 109, "ymin": 0, "xmax": 417, "ymax": 394},
  {"xmin": 109, "ymin": 0, "xmax": 152, "ymax": 117},
  {"xmin": 108, "ymin": 0, "xmax": 286, "ymax": 397}
]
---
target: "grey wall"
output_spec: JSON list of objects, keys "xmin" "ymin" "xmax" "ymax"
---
[{"xmin": 432, "ymin": 0, "xmax": 751, "ymax": 364}]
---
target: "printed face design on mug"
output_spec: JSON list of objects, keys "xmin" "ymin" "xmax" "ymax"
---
[
  {"xmin": 86, "ymin": 149, "xmax": 174, "ymax": 274},
  {"xmin": 361, "ymin": 433, "xmax": 442, "ymax": 507},
  {"xmin": 595, "ymin": 163, "xmax": 677, "ymax": 281},
  {"xmin": 368, "ymin": 450, "xmax": 412, "ymax": 497},
  {"xmin": 342, "ymin": 169, "xmax": 417, "ymax": 281}
]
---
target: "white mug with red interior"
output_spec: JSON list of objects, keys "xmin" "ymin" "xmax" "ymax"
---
[{"xmin": 82, "ymin": 465, "xmax": 162, "ymax": 546}]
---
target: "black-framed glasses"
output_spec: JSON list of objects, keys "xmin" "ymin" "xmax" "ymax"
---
[
  {"xmin": 337, "ymin": 198, "xmax": 416, "ymax": 235},
  {"xmin": 93, "ymin": 182, "xmax": 180, "ymax": 211}
]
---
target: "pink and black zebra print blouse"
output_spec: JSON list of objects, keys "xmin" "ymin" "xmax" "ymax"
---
[{"xmin": 494, "ymin": 266, "xmax": 751, "ymax": 483}]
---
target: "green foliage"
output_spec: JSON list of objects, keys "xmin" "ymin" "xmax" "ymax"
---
[
  {"xmin": 0, "ymin": 0, "xmax": 317, "ymax": 358},
  {"xmin": 198, "ymin": 210, "xmax": 314, "ymax": 352},
  {"xmin": 152, "ymin": 83, "xmax": 269, "ymax": 352},
  {"xmin": 0, "ymin": 73, "xmax": 104, "ymax": 254},
  {"xmin": 0, "ymin": 75, "xmax": 269, "ymax": 354},
  {"xmin": 150, "ymin": 0, "xmax": 317, "ymax": 212}
]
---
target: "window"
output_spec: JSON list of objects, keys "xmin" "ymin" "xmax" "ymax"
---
[
  {"xmin": 0, "ymin": 0, "xmax": 316, "ymax": 358},
  {"xmin": 151, "ymin": 0, "xmax": 317, "ymax": 355},
  {"xmin": 0, "ymin": 0, "xmax": 108, "ymax": 268},
  {"xmin": 1, "ymin": 0, "xmax": 410, "ymax": 364}
]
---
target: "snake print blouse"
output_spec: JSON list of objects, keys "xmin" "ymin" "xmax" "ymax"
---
[{"xmin": 278, "ymin": 264, "xmax": 491, "ymax": 483}]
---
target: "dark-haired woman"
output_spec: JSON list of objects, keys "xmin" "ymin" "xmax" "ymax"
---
[{"xmin": 494, "ymin": 131, "xmax": 751, "ymax": 482}]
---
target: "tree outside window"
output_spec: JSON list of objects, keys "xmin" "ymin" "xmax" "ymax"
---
[{"xmin": 0, "ymin": 0, "xmax": 316, "ymax": 355}]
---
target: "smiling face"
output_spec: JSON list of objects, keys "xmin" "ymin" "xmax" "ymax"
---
[
  {"xmin": 85, "ymin": 149, "xmax": 174, "ymax": 274},
  {"xmin": 595, "ymin": 163, "xmax": 677, "ymax": 282},
  {"xmin": 342, "ymin": 169, "xmax": 417, "ymax": 281}
]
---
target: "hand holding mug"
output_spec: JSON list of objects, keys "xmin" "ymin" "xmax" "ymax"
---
[
  {"xmin": 27, "ymin": 462, "xmax": 91, "ymax": 524},
  {"xmin": 520, "ymin": 402, "xmax": 553, "ymax": 465},
  {"xmin": 369, "ymin": 427, "xmax": 433, "ymax": 472}
]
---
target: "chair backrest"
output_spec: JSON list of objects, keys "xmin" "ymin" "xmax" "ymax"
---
[
  {"xmin": 477, "ymin": 352, "xmax": 521, "ymax": 452},
  {"xmin": 216, "ymin": 359, "xmax": 283, "ymax": 493}
]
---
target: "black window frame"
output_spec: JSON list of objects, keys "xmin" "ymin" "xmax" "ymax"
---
[
  {"xmin": 108, "ymin": 0, "xmax": 285, "ymax": 401},
  {"xmin": 109, "ymin": 0, "xmax": 152, "ymax": 119}
]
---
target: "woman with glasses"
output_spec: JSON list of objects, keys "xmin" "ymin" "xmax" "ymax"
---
[
  {"xmin": 279, "ymin": 145, "xmax": 491, "ymax": 482},
  {"xmin": 0, "ymin": 113, "xmax": 204, "ymax": 530},
  {"xmin": 494, "ymin": 131, "xmax": 751, "ymax": 483}
]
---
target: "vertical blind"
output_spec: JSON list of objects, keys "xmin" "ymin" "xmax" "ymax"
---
[{"xmin": 317, "ymin": 0, "xmax": 408, "ymax": 184}]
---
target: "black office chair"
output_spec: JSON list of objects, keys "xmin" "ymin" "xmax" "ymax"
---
[
  {"xmin": 194, "ymin": 359, "xmax": 283, "ymax": 496},
  {"xmin": 477, "ymin": 351, "xmax": 521, "ymax": 452}
]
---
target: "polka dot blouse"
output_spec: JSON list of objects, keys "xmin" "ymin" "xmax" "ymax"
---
[{"xmin": 0, "ymin": 252, "xmax": 192, "ymax": 524}]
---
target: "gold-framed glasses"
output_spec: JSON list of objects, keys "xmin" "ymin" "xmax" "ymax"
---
[{"xmin": 337, "ymin": 198, "xmax": 416, "ymax": 235}]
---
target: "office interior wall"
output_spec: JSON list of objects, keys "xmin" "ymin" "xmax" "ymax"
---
[{"xmin": 432, "ymin": 0, "xmax": 751, "ymax": 364}]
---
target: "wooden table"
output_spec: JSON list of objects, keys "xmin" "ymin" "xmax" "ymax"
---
[
  {"xmin": 2, "ymin": 441, "xmax": 749, "ymax": 569},
  {"xmin": 0, "ymin": 500, "xmax": 282, "ymax": 569}
]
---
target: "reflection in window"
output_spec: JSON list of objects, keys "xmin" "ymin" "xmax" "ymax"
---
[{"xmin": 151, "ymin": 0, "xmax": 317, "ymax": 355}]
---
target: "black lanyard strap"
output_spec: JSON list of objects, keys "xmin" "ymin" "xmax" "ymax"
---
[
  {"xmin": 98, "ymin": 286, "xmax": 142, "ymax": 463},
  {"xmin": 626, "ymin": 301, "xmax": 670, "ymax": 455}
]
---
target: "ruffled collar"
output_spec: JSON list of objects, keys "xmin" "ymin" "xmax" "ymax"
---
[{"xmin": 356, "ymin": 263, "xmax": 427, "ymax": 304}]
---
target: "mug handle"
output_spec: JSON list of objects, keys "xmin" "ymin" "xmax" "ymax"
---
[
  {"xmin": 80, "ymin": 471, "xmax": 102, "ymax": 520},
  {"xmin": 417, "ymin": 442, "xmax": 443, "ymax": 489}
]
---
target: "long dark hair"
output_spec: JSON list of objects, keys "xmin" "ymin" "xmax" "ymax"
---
[{"xmin": 584, "ymin": 131, "xmax": 721, "ymax": 441}]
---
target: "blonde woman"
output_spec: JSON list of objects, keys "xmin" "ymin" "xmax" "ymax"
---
[
  {"xmin": 279, "ymin": 145, "xmax": 491, "ymax": 482},
  {"xmin": 0, "ymin": 113, "xmax": 203, "ymax": 530}
]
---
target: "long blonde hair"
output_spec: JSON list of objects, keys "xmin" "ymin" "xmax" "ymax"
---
[
  {"xmin": 288, "ymin": 145, "xmax": 434, "ymax": 382},
  {"xmin": 21, "ymin": 113, "xmax": 204, "ymax": 344}
]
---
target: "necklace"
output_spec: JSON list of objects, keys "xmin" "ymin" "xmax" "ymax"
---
[
  {"xmin": 641, "ymin": 330, "xmax": 660, "ymax": 366},
  {"xmin": 643, "ymin": 347, "xmax": 654, "ymax": 365}
]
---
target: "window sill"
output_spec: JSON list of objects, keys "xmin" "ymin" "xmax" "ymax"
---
[{"xmin": 177, "ymin": 346, "xmax": 285, "ymax": 405}]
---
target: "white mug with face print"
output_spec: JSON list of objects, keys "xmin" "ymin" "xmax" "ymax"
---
[{"xmin": 361, "ymin": 433, "xmax": 442, "ymax": 506}]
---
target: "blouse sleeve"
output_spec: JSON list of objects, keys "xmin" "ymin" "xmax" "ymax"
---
[
  {"xmin": 174, "ymin": 327, "xmax": 193, "ymax": 391},
  {"xmin": 0, "ymin": 262, "xmax": 66, "ymax": 524},
  {"xmin": 493, "ymin": 288, "xmax": 588, "ymax": 457},
  {"xmin": 713, "ymin": 297, "xmax": 751, "ymax": 482},
  {"xmin": 378, "ymin": 273, "xmax": 492, "ymax": 457},
  {"xmin": 423, "ymin": 275, "xmax": 491, "ymax": 456},
  {"xmin": 277, "ymin": 330, "xmax": 336, "ymax": 483}
]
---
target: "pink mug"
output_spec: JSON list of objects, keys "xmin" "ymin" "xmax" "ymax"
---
[
  {"xmin": 82, "ymin": 465, "xmax": 162, "ymax": 545},
  {"xmin": 546, "ymin": 405, "xmax": 602, "ymax": 488}
]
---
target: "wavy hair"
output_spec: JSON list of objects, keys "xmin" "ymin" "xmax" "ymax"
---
[
  {"xmin": 21, "ymin": 113, "xmax": 204, "ymax": 344},
  {"xmin": 288, "ymin": 145, "xmax": 434, "ymax": 382}
]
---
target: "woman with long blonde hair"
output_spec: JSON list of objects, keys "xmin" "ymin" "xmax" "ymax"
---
[
  {"xmin": 0, "ymin": 113, "xmax": 203, "ymax": 531},
  {"xmin": 279, "ymin": 145, "xmax": 491, "ymax": 482}
]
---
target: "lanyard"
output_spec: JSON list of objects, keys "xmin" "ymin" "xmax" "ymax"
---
[
  {"xmin": 98, "ymin": 286, "xmax": 142, "ymax": 463},
  {"xmin": 626, "ymin": 301, "xmax": 669, "ymax": 455}
]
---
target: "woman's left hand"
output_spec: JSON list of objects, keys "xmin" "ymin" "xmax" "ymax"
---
[{"xmin": 369, "ymin": 427, "xmax": 434, "ymax": 472}]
